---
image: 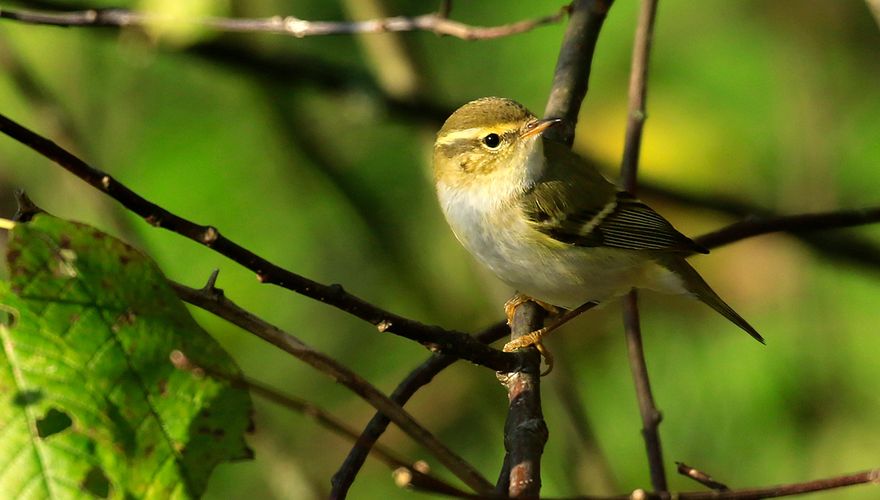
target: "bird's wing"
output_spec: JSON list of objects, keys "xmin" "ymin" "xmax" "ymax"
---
[{"xmin": 520, "ymin": 141, "xmax": 707, "ymax": 254}]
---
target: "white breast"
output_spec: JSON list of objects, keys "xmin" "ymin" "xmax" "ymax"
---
[{"xmin": 438, "ymin": 179, "xmax": 673, "ymax": 309}]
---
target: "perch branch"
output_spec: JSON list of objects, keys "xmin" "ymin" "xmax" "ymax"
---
[
  {"xmin": 496, "ymin": 305, "xmax": 548, "ymax": 497},
  {"xmin": 493, "ymin": 0, "xmax": 617, "ymax": 497},
  {"xmin": 0, "ymin": 111, "xmax": 520, "ymax": 373},
  {"xmin": 618, "ymin": 0, "xmax": 665, "ymax": 493},
  {"xmin": 0, "ymin": 4, "xmax": 568, "ymax": 40},
  {"xmin": 169, "ymin": 279, "xmax": 494, "ymax": 495}
]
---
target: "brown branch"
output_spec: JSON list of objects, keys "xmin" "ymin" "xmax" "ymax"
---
[
  {"xmin": 168, "ymin": 347, "xmax": 471, "ymax": 498},
  {"xmin": 619, "ymin": 0, "xmax": 657, "ymax": 193},
  {"xmin": 330, "ymin": 320, "xmax": 508, "ymax": 499},
  {"xmin": 543, "ymin": 0, "xmax": 615, "ymax": 146},
  {"xmin": 672, "ymin": 468, "xmax": 880, "ymax": 499},
  {"xmin": 618, "ymin": 0, "xmax": 665, "ymax": 493},
  {"xmin": 0, "ymin": 111, "xmax": 520, "ymax": 373},
  {"xmin": 536, "ymin": 467, "xmax": 880, "ymax": 499},
  {"xmin": 169, "ymin": 278, "xmax": 494, "ymax": 495},
  {"xmin": 694, "ymin": 207, "xmax": 880, "ymax": 250},
  {"xmin": 0, "ymin": 4, "xmax": 568, "ymax": 40},
  {"xmin": 639, "ymin": 182, "xmax": 880, "ymax": 271},
  {"xmin": 496, "ymin": 306, "xmax": 548, "ymax": 497}
]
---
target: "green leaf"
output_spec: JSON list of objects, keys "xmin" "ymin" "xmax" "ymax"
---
[{"xmin": 0, "ymin": 214, "xmax": 252, "ymax": 499}]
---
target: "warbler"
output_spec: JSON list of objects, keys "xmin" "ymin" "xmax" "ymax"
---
[{"xmin": 432, "ymin": 97, "xmax": 763, "ymax": 354}]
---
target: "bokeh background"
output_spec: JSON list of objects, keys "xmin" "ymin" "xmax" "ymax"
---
[{"xmin": 1, "ymin": 0, "xmax": 879, "ymax": 498}]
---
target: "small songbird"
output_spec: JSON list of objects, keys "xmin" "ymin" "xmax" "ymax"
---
[{"xmin": 432, "ymin": 97, "xmax": 763, "ymax": 356}]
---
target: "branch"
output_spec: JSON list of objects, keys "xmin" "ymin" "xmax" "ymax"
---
[
  {"xmin": 331, "ymin": 321, "xmax": 508, "ymax": 498},
  {"xmin": 496, "ymin": 305, "xmax": 548, "ymax": 497},
  {"xmin": 639, "ymin": 182, "xmax": 880, "ymax": 271},
  {"xmin": 618, "ymin": 0, "xmax": 665, "ymax": 493},
  {"xmin": 694, "ymin": 207, "xmax": 880, "ymax": 250},
  {"xmin": 169, "ymin": 278, "xmax": 494, "ymax": 495},
  {"xmin": 0, "ymin": 4, "xmax": 568, "ymax": 40},
  {"xmin": 537, "ymin": 467, "xmax": 880, "ymax": 499},
  {"xmin": 543, "ymin": 0, "xmax": 614, "ymax": 145},
  {"xmin": 0, "ymin": 111, "xmax": 520, "ymax": 373},
  {"xmin": 672, "ymin": 468, "xmax": 880, "ymax": 499},
  {"xmin": 493, "ymin": 0, "xmax": 617, "ymax": 497},
  {"xmin": 169, "ymin": 348, "xmax": 471, "ymax": 498}
]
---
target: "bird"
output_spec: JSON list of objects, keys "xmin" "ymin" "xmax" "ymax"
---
[{"xmin": 432, "ymin": 97, "xmax": 763, "ymax": 362}]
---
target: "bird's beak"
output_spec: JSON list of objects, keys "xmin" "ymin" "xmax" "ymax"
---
[{"xmin": 520, "ymin": 118, "xmax": 562, "ymax": 140}]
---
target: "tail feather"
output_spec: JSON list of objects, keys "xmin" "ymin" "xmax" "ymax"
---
[{"xmin": 660, "ymin": 257, "xmax": 765, "ymax": 344}]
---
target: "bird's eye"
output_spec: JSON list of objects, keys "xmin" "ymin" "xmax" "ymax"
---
[{"xmin": 482, "ymin": 133, "xmax": 501, "ymax": 149}]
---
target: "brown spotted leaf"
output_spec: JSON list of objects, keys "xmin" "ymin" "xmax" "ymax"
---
[{"xmin": 0, "ymin": 214, "xmax": 252, "ymax": 499}]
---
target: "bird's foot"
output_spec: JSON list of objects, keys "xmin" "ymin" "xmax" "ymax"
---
[
  {"xmin": 502, "ymin": 300, "xmax": 600, "ymax": 376},
  {"xmin": 503, "ymin": 293, "xmax": 559, "ymax": 325},
  {"xmin": 503, "ymin": 328, "xmax": 555, "ymax": 376}
]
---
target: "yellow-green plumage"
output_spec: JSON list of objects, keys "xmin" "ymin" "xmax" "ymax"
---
[{"xmin": 433, "ymin": 97, "xmax": 763, "ymax": 344}]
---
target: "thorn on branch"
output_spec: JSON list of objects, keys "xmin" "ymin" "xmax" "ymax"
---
[
  {"xmin": 13, "ymin": 189, "xmax": 42, "ymax": 222},
  {"xmin": 200, "ymin": 269, "xmax": 222, "ymax": 297}
]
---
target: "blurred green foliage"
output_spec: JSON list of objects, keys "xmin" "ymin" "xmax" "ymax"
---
[{"xmin": 0, "ymin": 0, "xmax": 878, "ymax": 498}]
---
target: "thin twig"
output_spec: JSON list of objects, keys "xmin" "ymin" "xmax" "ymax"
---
[
  {"xmin": 639, "ymin": 182, "xmax": 880, "ymax": 270},
  {"xmin": 619, "ymin": 0, "xmax": 657, "ymax": 192},
  {"xmin": 618, "ymin": 0, "xmax": 664, "ymax": 493},
  {"xmin": 0, "ymin": 5, "xmax": 568, "ymax": 40},
  {"xmin": 330, "ymin": 321, "xmax": 508, "ymax": 499},
  {"xmin": 169, "ymin": 279, "xmax": 494, "ymax": 495},
  {"xmin": 676, "ymin": 462, "xmax": 730, "ymax": 492},
  {"xmin": 533, "ymin": 467, "xmax": 880, "ymax": 499},
  {"xmin": 672, "ymin": 468, "xmax": 880, "ymax": 499},
  {"xmin": 0, "ymin": 112, "xmax": 520, "ymax": 373}
]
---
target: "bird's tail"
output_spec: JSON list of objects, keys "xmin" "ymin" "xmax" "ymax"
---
[{"xmin": 659, "ymin": 256, "xmax": 765, "ymax": 344}]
